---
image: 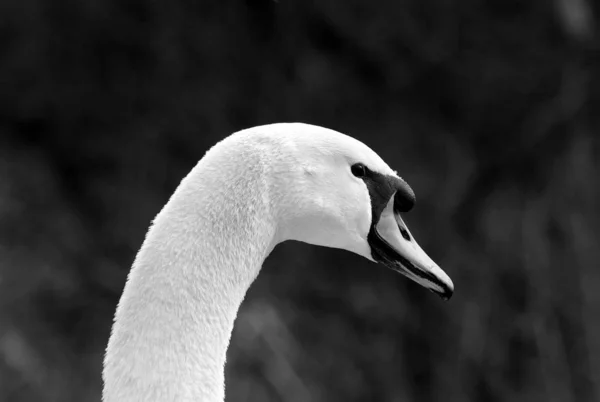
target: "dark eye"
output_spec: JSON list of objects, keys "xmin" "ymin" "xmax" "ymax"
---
[{"xmin": 351, "ymin": 163, "xmax": 367, "ymax": 177}]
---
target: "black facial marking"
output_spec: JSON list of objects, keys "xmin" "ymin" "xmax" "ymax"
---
[
  {"xmin": 400, "ymin": 228, "xmax": 411, "ymax": 241},
  {"xmin": 358, "ymin": 169, "xmax": 415, "ymax": 227}
]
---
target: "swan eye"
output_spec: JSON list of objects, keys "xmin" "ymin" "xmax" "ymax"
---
[{"xmin": 351, "ymin": 163, "xmax": 367, "ymax": 178}]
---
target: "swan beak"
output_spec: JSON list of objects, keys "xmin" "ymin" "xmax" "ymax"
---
[{"xmin": 369, "ymin": 196, "xmax": 454, "ymax": 300}]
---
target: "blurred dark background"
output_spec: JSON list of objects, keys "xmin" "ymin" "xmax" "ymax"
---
[{"xmin": 1, "ymin": 0, "xmax": 599, "ymax": 401}]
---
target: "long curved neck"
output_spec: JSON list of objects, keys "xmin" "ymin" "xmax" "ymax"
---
[{"xmin": 102, "ymin": 142, "xmax": 279, "ymax": 402}]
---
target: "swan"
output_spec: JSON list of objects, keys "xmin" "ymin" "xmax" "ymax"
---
[{"xmin": 102, "ymin": 123, "xmax": 454, "ymax": 402}]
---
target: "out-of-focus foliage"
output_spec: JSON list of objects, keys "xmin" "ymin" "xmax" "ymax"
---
[{"xmin": 0, "ymin": 0, "xmax": 598, "ymax": 401}]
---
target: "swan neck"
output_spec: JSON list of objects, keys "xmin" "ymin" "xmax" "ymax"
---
[{"xmin": 103, "ymin": 152, "xmax": 278, "ymax": 402}]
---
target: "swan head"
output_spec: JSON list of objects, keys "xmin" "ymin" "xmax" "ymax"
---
[{"xmin": 260, "ymin": 123, "xmax": 454, "ymax": 300}]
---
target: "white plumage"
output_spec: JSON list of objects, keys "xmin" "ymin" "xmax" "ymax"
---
[{"xmin": 102, "ymin": 123, "xmax": 453, "ymax": 402}]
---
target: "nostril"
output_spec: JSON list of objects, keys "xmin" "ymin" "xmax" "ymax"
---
[{"xmin": 400, "ymin": 228, "xmax": 411, "ymax": 241}]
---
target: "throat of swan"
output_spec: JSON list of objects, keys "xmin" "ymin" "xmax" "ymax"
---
[{"xmin": 102, "ymin": 160, "xmax": 278, "ymax": 402}]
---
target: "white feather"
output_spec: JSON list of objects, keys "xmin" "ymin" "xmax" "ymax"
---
[{"xmin": 102, "ymin": 123, "xmax": 401, "ymax": 402}]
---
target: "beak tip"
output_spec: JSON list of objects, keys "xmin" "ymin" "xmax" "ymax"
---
[
  {"xmin": 440, "ymin": 290, "xmax": 453, "ymax": 301},
  {"xmin": 438, "ymin": 281, "xmax": 454, "ymax": 301}
]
